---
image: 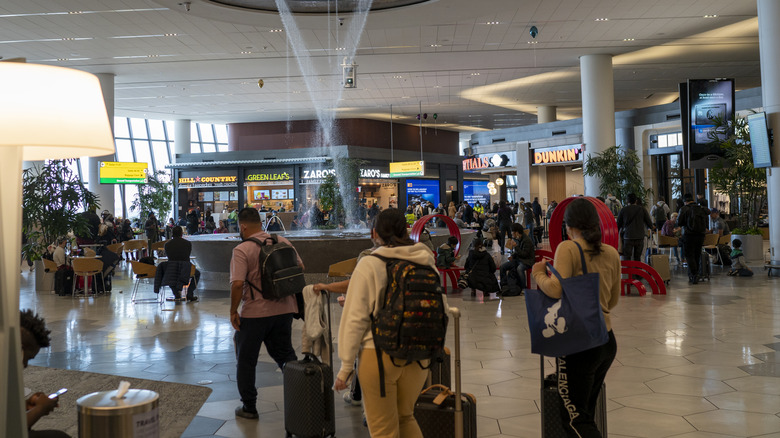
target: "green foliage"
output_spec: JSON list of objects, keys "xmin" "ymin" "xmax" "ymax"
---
[
  {"xmin": 708, "ymin": 116, "xmax": 767, "ymax": 230},
  {"xmin": 317, "ymin": 173, "xmax": 342, "ymax": 214},
  {"xmin": 130, "ymin": 170, "xmax": 173, "ymax": 221},
  {"xmin": 583, "ymin": 145, "xmax": 652, "ymax": 205},
  {"xmin": 731, "ymin": 227, "xmax": 762, "ymax": 236},
  {"xmin": 22, "ymin": 160, "xmax": 99, "ymax": 261}
]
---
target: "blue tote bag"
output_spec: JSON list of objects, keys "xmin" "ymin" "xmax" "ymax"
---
[{"xmin": 524, "ymin": 241, "xmax": 609, "ymax": 357}]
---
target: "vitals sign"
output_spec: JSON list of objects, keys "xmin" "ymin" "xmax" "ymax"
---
[
  {"xmin": 686, "ymin": 78, "xmax": 735, "ymax": 169},
  {"xmin": 463, "ymin": 181, "xmax": 490, "ymax": 206},
  {"xmin": 406, "ymin": 179, "xmax": 440, "ymax": 207}
]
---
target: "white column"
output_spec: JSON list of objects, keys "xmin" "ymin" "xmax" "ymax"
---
[
  {"xmin": 758, "ymin": 0, "xmax": 780, "ymax": 268},
  {"xmin": 537, "ymin": 106, "xmax": 557, "ymax": 124},
  {"xmin": 174, "ymin": 119, "xmax": 191, "ymax": 162},
  {"xmin": 580, "ymin": 54, "xmax": 616, "ymax": 197},
  {"xmin": 515, "ymin": 141, "xmax": 531, "ymax": 201},
  {"xmin": 88, "ymin": 73, "xmax": 116, "ymax": 214}
]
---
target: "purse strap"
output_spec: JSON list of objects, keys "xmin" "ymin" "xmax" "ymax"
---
[{"xmin": 546, "ymin": 240, "xmax": 588, "ymax": 281}]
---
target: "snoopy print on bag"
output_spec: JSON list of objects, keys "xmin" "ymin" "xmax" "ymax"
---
[{"xmin": 542, "ymin": 301, "xmax": 567, "ymax": 338}]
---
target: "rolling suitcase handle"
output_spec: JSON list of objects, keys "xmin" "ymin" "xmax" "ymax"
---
[{"xmin": 450, "ymin": 307, "xmax": 463, "ymax": 438}]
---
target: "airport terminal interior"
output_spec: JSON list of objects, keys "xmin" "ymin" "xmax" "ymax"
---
[{"xmin": 5, "ymin": 0, "xmax": 780, "ymax": 437}]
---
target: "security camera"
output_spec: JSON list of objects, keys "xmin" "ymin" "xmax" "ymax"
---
[
  {"xmin": 529, "ymin": 25, "xmax": 538, "ymax": 39},
  {"xmin": 339, "ymin": 18, "xmax": 344, "ymax": 26}
]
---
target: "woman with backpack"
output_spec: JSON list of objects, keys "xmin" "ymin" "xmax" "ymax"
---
[
  {"xmin": 531, "ymin": 198, "xmax": 620, "ymax": 438},
  {"xmin": 335, "ymin": 208, "xmax": 448, "ymax": 438}
]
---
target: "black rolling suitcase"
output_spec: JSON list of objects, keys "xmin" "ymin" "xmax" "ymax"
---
[
  {"xmin": 414, "ymin": 307, "xmax": 477, "ymax": 438},
  {"xmin": 54, "ymin": 268, "xmax": 74, "ymax": 296},
  {"xmin": 428, "ymin": 346, "xmax": 451, "ymax": 388},
  {"xmin": 540, "ymin": 356, "xmax": 607, "ymax": 438},
  {"xmin": 284, "ymin": 291, "xmax": 335, "ymax": 438},
  {"xmin": 699, "ymin": 251, "xmax": 711, "ymax": 281}
]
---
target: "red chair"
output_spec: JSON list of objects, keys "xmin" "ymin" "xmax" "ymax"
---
[
  {"xmin": 438, "ymin": 266, "xmax": 465, "ymax": 293},
  {"xmin": 620, "ymin": 260, "xmax": 667, "ymax": 296},
  {"xmin": 411, "ymin": 214, "xmax": 464, "ymax": 293}
]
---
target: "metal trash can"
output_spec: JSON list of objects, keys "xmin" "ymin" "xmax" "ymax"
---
[{"xmin": 77, "ymin": 389, "xmax": 159, "ymax": 438}]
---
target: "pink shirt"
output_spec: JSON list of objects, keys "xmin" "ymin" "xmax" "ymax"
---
[{"xmin": 230, "ymin": 231, "xmax": 303, "ymax": 318}]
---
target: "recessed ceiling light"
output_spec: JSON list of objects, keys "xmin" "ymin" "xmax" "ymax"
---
[
  {"xmin": 703, "ymin": 14, "xmax": 718, "ymax": 18},
  {"xmin": 164, "ymin": 33, "xmax": 178, "ymax": 37},
  {"xmin": 393, "ymin": 75, "xmax": 403, "ymax": 79},
  {"xmin": 336, "ymin": 47, "xmax": 345, "ymax": 51},
  {"xmin": 240, "ymin": 51, "xmax": 251, "ymax": 54},
  {"xmin": 57, "ymin": 58, "xmax": 69, "ymax": 61},
  {"xmin": 527, "ymin": 41, "xmax": 538, "ymax": 44},
  {"xmin": 429, "ymin": 44, "xmax": 442, "ymax": 47},
  {"xmin": 470, "ymin": 72, "xmax": 480, "ymax": 76},
  {"xmin": 401, "ymin": 96, "xmax": 410, "ymax": 99},
  {"xmin": 269, "ymin": 29, "xmax": 284, "ymax": 33},
  {"xmin": 68, "ymin": 11, "xmax": 83, "ymax": 14},
  {"xmin": 147, "ymin": 54, "xmax": 159, "ymax": 57},
  {"xmin": 433, "ymin": 85, "xmax": 441, "ymax": 88},
  {"xmin": 623, "ymin": 38, "xmax": 635, "ymax": 41},
  {"xmin": 595, "ymin": 18, "xmax": 609, "ymax": 22},
  {"xmin": 485, "ymin": 21, "xmax": 500, "ymax": 25},
  {"xmin": 62, "ymin": 37, "xmax": 75, "ymax": 41}
]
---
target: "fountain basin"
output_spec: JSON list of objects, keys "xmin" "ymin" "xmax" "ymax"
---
[{"xmin": 188, "ymin": 228, "xmax": 476, "ymax": 274}]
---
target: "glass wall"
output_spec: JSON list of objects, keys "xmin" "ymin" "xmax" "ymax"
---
[{"xmin": 60, "ymin": 117, "xmax": 229, "ymax": 218}]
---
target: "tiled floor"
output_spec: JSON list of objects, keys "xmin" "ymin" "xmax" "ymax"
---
[{"xmin": 20, "ymin": 247, "xmax": 780, "ymax": 438}]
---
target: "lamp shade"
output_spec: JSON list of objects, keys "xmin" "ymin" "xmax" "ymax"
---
[{"xmin": 0, "ymin": 63, "xmax": 115, "ymax": 161}]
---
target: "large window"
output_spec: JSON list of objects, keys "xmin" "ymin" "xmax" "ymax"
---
[{"xmin": 67, "ymin": 117, "xmax": 229, "ymax": 218}]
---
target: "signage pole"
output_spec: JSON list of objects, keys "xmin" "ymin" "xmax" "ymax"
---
[
  {"xmin": 390, "ymin": 104, "xmax": 394, "ymax": 162},
  {"xmin": 419, "ymin": 101, "xmax": 423, "ymax": 161}
]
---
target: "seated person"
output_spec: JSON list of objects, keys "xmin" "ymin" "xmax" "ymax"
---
[
  {"xmin": 661, "ymin": 212, "xmax": 682, "ymax": 264},
  {"xmin": 463, "ymin": 239, "xmax": 499, "ymax": 296},
  {"xmin": 436, "ymin": 236, "xmax": 460, "ymax": 268},
  {"xmin": 214, "ymin": 219, "xmax": 229, "ymax": 234},
  {"xmin": 266, "ymin": 215, "xmax": 283, "ymax": 232},
  {"xmin": 20, "ymin": 309, "xmax": 70, "ymax": 438},
  {"xmin": 709, "ymin": 208, "xmax": 730, "ymax": 236},
  {"xmin": 161, "ymin": 226, "xmax": 199, "ymax": 301},
  {"xmin": 52, "ymin": 238, "xmax": 68, "ymax": 269},
  {"xmin": 500, "ymin": 223, "xmax": 535, "ymax": 293},
  {"xmin": 728, "ymin": 239, "xmax": 753, "ymax": 277}
]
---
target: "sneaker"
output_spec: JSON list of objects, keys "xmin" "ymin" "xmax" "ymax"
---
[
  {"xmin": 235, "ymin": 405, "xmax": 259, "ymax": 419},
  {"xmin": 343, "ymin": 391, "xmax": 362, "ymax": 406},
  {"xmin": 187, "ymin": 296, "xmax": 199, "ymax": 302}
]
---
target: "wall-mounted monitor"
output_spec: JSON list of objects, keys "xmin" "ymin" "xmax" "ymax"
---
[
  {"xmin": 99, "ymin": 161, "xmax": 148, "ymax": 184},
  {"xmin": 271, "ymin": 189, "xmax": 288, "ymax": 200},
  {"xmin": 406, "ymin": 179, "xmax": 440, "ymax": 207},
  {"xmin": 253, "ymin": 189, "xmax": 270, "ymax": 200},
  {"xmin": 747, "ymin": 112, "xmax": 773, "ymax": 168},
  {"xmin": 685, "ymin": 78, "xmax": 735, "ymax": 169}
]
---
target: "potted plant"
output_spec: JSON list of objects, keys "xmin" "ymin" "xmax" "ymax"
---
[
  {"xmin": 22, "ymin": 160, "xmax": 99, "ymax": 291},
  {"xmin": 708, "ymin": 115, "xmax": 767, "ymax": 261},
  {"xmin": 583, "ymin": 145, "xmax": 652, "ymax": 205}
]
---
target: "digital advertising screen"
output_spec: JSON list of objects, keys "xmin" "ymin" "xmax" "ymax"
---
[
  {"xmin": 747, "ymin": 112, "xmax": 773, "ymax": 168},
  {"xmin": 463, "ymin": 180, "xmax": 490, "ymax": 206},
  {"xmin": 253, "ymin": 189, "xmax": 270, "ymax": 201},
  {"xmin": 406, "ymin": 179, "xmax": 440, "ymax": 207},
  {"xmin": 687, "ymin": 78, "xmax": 735, "ymax": 169}
]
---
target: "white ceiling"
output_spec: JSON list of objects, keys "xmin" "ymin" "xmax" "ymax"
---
[{"xmin": 0, "ymin": 0, "xmax": 761, "ymax": 132}]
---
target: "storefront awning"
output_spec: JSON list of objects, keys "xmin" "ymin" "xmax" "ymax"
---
[{"xmin": 166, "ymin": 156, "xmax": 331, "ymax": 169}]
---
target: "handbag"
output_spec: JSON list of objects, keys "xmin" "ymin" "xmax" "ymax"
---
[{"xmin": 524, "ymin": 241, "xmax": 609, "ymax": 357}]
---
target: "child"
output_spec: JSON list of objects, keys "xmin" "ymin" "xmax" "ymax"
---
[
  {"xmin": 436, "ymin": 235, "xmax": 460, "ymax": 268},
  {"xmin": 728, "ymin": 239, "xmax": 754, "ymax": 276}
]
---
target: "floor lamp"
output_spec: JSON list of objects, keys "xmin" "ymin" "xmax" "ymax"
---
[{"xmin": 0, "ymin": 63, "xmax": 115, "ymax": 437}]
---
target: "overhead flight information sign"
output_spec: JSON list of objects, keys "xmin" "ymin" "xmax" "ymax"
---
[
  {"xmin": 389, "ymin": 161, "xmax": 425, "ymax": 177},
  {"xmin": 99, "ymin": 161, "xmax": 148, "ymax": 184}
]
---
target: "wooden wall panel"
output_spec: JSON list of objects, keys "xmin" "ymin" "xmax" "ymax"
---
[{"xmin": 546, "ymin": 166, "xmax": 567, "ymax": 204}]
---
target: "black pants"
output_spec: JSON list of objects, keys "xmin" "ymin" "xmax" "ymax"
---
[
  {"xmin": 234, "ymin": 313, "xmax": 297, "ymax": 410},
  {"xmin": 622, "ymin": 238, "xmax": 644, "ymax": 262},
  {"xmin": 557, "ymin": 331, "xmax": 617, "ymax": 438},
  {"xmin": 497, "ymin": 224, "xmax": 512, "ymax": 253},
  {"xmin": 682, "ymin": 234, "xmax": 705, "ymax": 281}
]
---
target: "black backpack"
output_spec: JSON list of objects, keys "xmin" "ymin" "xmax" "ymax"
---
[
  {"xmin": 244, "ymin": 236, "xmax": 305, "ymax": 300},
  {"xmin": 686, "ymin": 205, "xmax": 708, "ymax": 234},
  {"xmin": 652, "ymin": 205, "xmax": 667, "ymax": 223},
  {"xmin": 369, "ymin": 254, "xmax": 448, "ymax": 396}
]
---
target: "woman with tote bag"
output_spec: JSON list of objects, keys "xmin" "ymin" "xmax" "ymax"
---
[{"xmin": 530, "ymin": 198, "xmax": 621, "ymax": 438}]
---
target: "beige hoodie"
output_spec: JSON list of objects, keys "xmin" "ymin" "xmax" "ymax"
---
[{"xmin": 336, "ymin": 242, "xmax": 448, "ymax": 383}]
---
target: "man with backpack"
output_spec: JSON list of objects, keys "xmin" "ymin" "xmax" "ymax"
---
[
  {"xmin": 677, "ymin": 193, "xmax": 708, "ymax": 284},
  {"xmin": 650, "ymin": 197, "xmax": 670, "ymax": 230},
  {"xmin": 230, "ymin": 208, "xmax": 303, "ymax": 419}
]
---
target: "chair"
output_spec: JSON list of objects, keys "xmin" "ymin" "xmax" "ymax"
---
[
  {"xmin": 327, "ymin": 258, "xmax": 358, "ymax": 278},
  {"xmin": 159, "ymin": 262, "xmax": 199, "ymax": 303},
  {"xmin": 438, "ymin": 266, "xmax": 465, "ymax": 293},
  {"xmin": 130, "ymin": 261, "xmax": 159, "ymax": 304},
  {"xmin": 123, "ymin": 239, "xmax": 147, "ymax": 260},
  {"xmin": 104, "ymin": 242, "xmax": 123, "ymax": 257},
  {"xmin": 150, "ymin": 241, "xmax": 166, "ymax": 258},
  {"xmin": 83, "ymin": 248, "xmax": 96, "ymax": 257},
  {"xmin": 657, "ymin": 234, "xmax": 679, "ymax": 263},
  {"xmin": 702, "ymin": 233, "xmax": 720, "ymax": 265},
  {"xmin": 72, "ymin": 257, "xmax": 105, "ymax": 297}
]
